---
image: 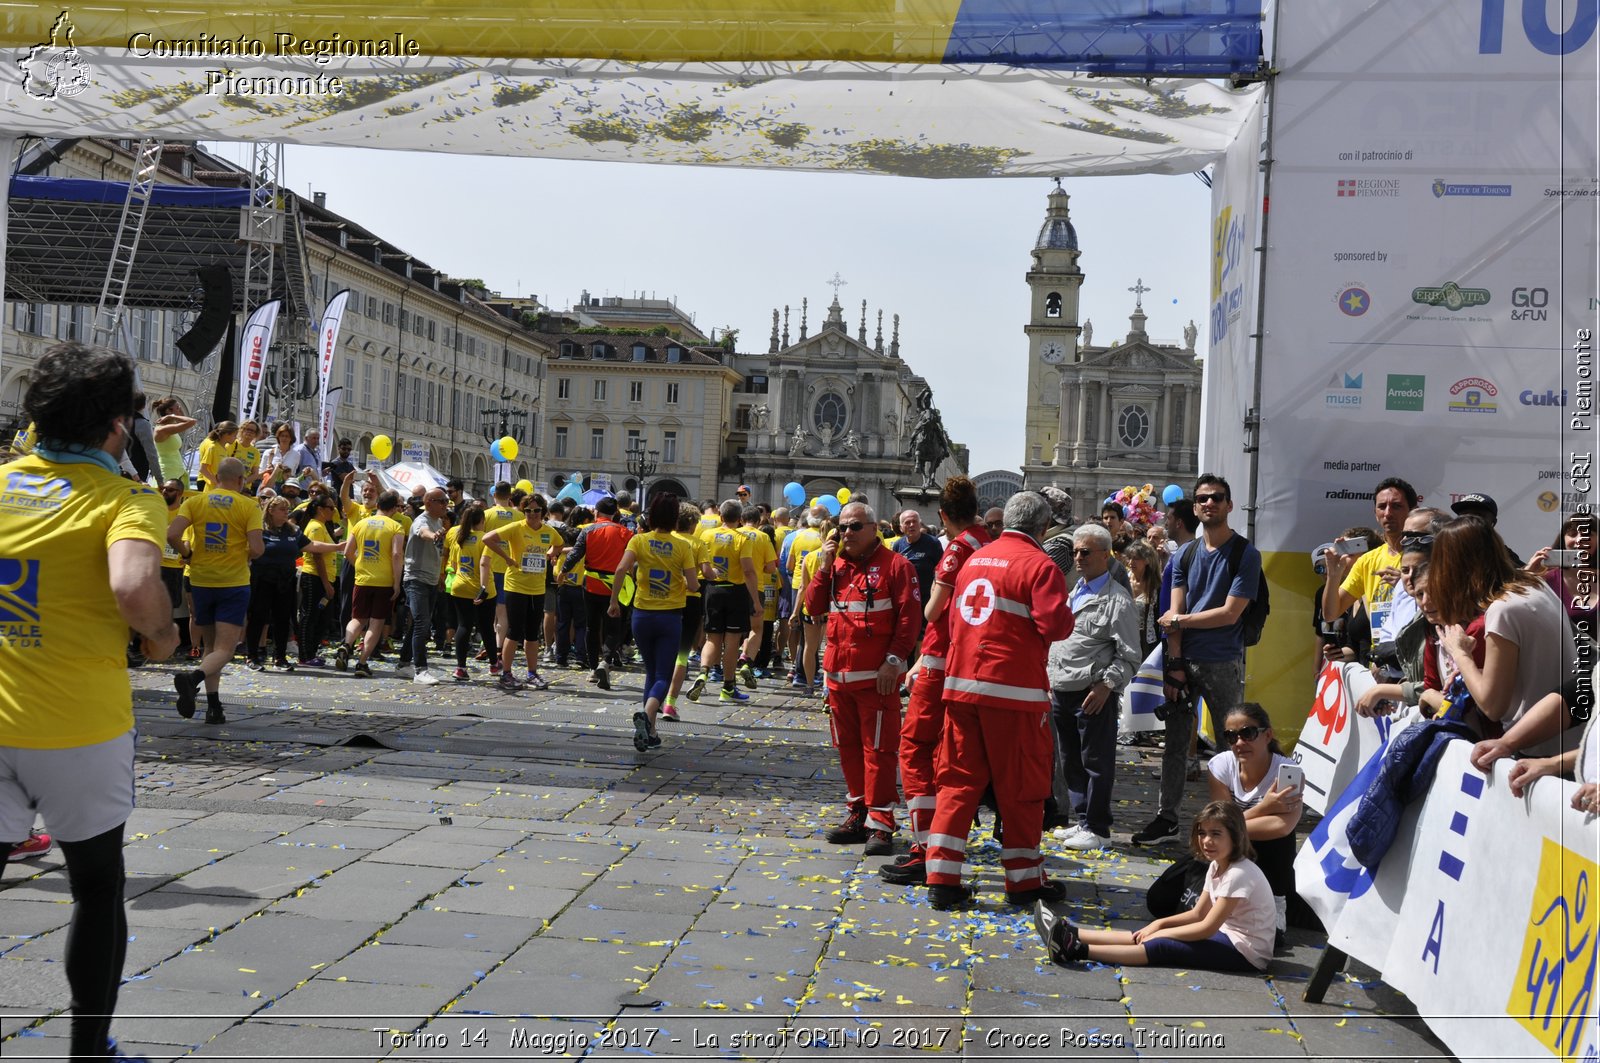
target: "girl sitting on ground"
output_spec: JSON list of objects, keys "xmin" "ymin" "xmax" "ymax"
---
[{"xmin": 1035, "ymin": 801, "xmax": 1276, "ymax": 973}]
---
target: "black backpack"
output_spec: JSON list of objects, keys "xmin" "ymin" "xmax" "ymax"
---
[{"xmin": 1177, "ymin": 534, "xmax": 1271, "ymax": 647}]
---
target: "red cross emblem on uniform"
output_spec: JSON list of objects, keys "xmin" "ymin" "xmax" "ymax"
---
[{"xmin": 958, "ymin": 578, "xmax": 996, "ymax": 625}]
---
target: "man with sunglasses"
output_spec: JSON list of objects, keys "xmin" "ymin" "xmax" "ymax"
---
[
  {"xmin": 1320, "ymin": 476, "xmax": 1417, "ymax": 643},
  {"xmin": 1139, "ymin": 473, "xmax": 1263, "ymax": 847},
  {"xmin": 804, "ymin": 501, "xmax": 921, "ymax": 857}
]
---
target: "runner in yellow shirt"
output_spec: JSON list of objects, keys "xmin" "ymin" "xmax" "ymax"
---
[
  {"xmin": 447, "ymin": 504, "xmax": 497, "ymax": 682},
  {"xmin": 481, "ymin": 494, "xmax": 562, "ymax": 691},
  {"xmin": 609, "ymin": 493, "xmax": 700, "ymax": 750},
  {"xmin": 481, "ymin": 481, "xmax": 521, "ymax": 656},
  {"xmin": 228, "ymin": 420, "xmax": 263, "ymax": 492},
  {"xmin": 335, "ymin": 490, "xmax": 405, "ymax": 677},
  {"xmin": 196, "ymin": 420, "xmax": 238, "ymax": 491},
  {"xmin": 0, "ymin": 344, "xmax": 180, "ymax": 1059},
  {"xmin": 784, "ymin": 512, "xmax": 825, "ymax": 683},
  {"xmin": 689, "ymin": 500, "xmax": 760, "ymax": 704},
  {"xmin": 167, "ymin": 457, "xmax": 265, "ymax": 723},
  {"xmin": 736, "ymin": 505, "xmax": 781, "ymax": 686},
  {"xmin": 296, "ymin": 494, "xmax": 342, "ymax": 666}
]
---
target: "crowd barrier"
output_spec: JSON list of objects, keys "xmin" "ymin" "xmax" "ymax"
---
[{"xmin": 1293, "ymin": 665, "xmax": 1597, "ymax": 1063}]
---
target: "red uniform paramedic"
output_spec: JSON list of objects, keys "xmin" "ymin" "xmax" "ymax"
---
[
  {"xmin": 803, "ymin": 501, "xmax": 921, "ymax": 856},
  {"xmin": 924, "ymin": 492, "xmax": 1073, "ymax": 910},
  {"xmin": 880, "ymin": 476, "xmax": 989, "ymax": 887}
]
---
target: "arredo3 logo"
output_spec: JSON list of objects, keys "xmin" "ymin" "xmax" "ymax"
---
[
  {"xmin": 1413, "ymin": 281, "xmax": 1491, "ymax": 312},
  {"xmin": 18, "ymin": 10, "xmax": 90, "ymax": 100},
  {"xmin": 1386, "ymin": 374, "xmax": 1425, "ymax": 411}
]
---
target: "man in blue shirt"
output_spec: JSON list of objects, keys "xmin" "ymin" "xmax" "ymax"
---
[
  {"xmin": 1134, "ymin": 475, "xmax": 1261, "ymax": 846},
  {"xmin": 892, "ymin": 509, "xmax": 944, "ymax": 603}
]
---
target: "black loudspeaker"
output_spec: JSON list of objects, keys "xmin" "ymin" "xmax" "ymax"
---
[{"xmin": 175, "ymin": 262, "xmax": 234, "ymax": 365}]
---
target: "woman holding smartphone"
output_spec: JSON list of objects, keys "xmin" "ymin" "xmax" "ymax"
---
[
  {"xmin": 1531, "ymin": 513, "xmax": 1598, "ymax": 648},
  {"xmin": 1206, "ymin": 703, "xmax": 1304, "ymax": 943}
]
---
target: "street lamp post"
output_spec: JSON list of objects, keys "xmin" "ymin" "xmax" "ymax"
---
[
  {"xmin": 625, "ymin": 441, "xmax": 659, "ymax": 502},
  {"xmin": 479, "ymin": 392, "xmax": 529, "ymax": 493}
]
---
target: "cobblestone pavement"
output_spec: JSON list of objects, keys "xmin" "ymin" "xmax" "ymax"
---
[{"xmin": 0, "ymin": 654, "xmax": 1455, "ymax": 1061}]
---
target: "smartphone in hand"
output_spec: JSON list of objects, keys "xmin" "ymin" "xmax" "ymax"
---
[
  {"xmin": 1335, "ymin": 538, "xmax": 1369, "ymax": 557},
  {"xmin": 1276, "ymin": 762, "xmax": 1305, "ymax": 793}
]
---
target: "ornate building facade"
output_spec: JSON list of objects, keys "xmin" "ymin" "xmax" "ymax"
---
[
  {"xmin": 1019, "ymin": 183, "xmax": 1203, "ymax": 512},
  {"xmin": 729, "ymin": 294, "xmax": 964, "ymax": 510}
]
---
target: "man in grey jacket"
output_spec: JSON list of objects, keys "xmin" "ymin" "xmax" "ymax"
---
[{"xmin": 1047, "ymin": 523, "xmax": 1142, "ymax": 851}]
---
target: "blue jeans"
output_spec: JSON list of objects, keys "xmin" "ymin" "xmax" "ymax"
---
[
  {"xmin": 631, "ymin": 607, "xmax": 682, "ymax": 707},
  {"xmin": 1051, "ymin": 686, "xmax": 1120, "ymax": 838},
  {"xmin": 404, "ymin": 580, "xmax": 439, "ymax": 669}
]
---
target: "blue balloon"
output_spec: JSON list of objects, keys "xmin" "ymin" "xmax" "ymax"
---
[
  {"xmin": 557, "ymin": 482, "xmax": 584, "ymax": 504},
  {"xmin": 1162, "ymin": 484, "xmax": 1184, "ymax": 505},
  {"xmin": 819, "ymin": 495, "xmax": 842, "ymax": 517},
  {"xmin": 489, "ymin": 439, "xmax": 505, "ymax": 462},
  {"xmin": 783, "ymin": 481, "xmax": 806, "ymax": 507}
]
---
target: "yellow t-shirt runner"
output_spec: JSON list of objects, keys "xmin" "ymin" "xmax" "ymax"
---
[
  {"xmin": 302, "ymin": 518, "xmax": 336, "ymax": 586},
  {"xmin": 483, "ymin": 504, "xmax": 520, "ymax": 575},
  {"xmin": 160, "ymin": 495, "xmax": 186, "ymax": 571},
  {"xmin": 448, "ymin": 526, "xmax": 487, "ymax": 599},
  {"xmin": 626, "ymin": 531, "xmax": 697, "ymax": 611},
  {"xmin": 0, "ymin": 456, "xmax": 167, "ymax": 748},
  {"xmin": 701, "ymin": 524, "xmax": 749, "ymax": 585},
  {"xmin": 501, "ymin": 522, "xmax": 562, "ymax": 596},
  {"xmin": 741, "ymin": 526, "xmax": 780, "ymax": 620},
  {"xmin": 352, "ymin": 513, "xmax": 404, "ymax": 587},
  {"xmin": 787, "ymin": 526, "xmax": 823, "ymax": 591},
  {"xmin": 800, "ymin": 546, "xmax": 828, "ymax": 616},
  {"xmin": 179, "ymin": 487, "xmax": 264, "ymax": 588},
  {"xmin": 672, "ymin": 531, "xmax": 708, "ymax": 599},
  {"xmin": 196, "ymin": 436, "xmax": 224, "ymax": 486}
]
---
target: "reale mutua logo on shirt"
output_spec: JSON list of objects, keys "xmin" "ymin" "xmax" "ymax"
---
[{"xmin": 0, "ymin": 558, "xmax": 43, "ymax": 625}]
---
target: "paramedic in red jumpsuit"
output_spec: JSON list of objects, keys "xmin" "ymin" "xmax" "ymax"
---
[
  {"xmin": 924, "ymin": 491, "xmax": 1073, "ymax": 910},
  {"xmin": 879, "ymin": 476, "xmax": 990, "ymax": 886},
  {"xmin": 803, "ymin": 501, "xmax": 921, "ymax": 856}
]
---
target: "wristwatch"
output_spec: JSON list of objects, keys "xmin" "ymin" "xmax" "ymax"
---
[{"xmin": 885, "ymin": 654, "xmax": 905, "ymax": 670}]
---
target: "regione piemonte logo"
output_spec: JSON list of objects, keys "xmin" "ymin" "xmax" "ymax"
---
[
  {"xmin": 1336, "ymin": 178, "xmax": 1400, "ymax": 199},
  {"xmin": 18, "ymin": 11, "xmax": 91, "ymax": 100}
]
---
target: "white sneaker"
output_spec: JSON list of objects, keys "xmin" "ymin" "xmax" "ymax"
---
[
  {"xmin": 1053, "ymin": 823, "xmax": 1089, "ymax": 842},
  {"xmin": 1062, "ymin": 829, "xmax": 1111, "ymax": 852},
  {"xmin": 412, "ymin": 669, "xmax": 440, "ymax": 685}
]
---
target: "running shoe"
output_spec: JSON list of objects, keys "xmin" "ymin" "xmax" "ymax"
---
[
  {"xmin": 413, "ymin": 669, "xmax": 440, "ymax": 686},
  {"xmin": 204, "ymin": 698, "xmax": 226, "ymax": 726},
  {"xmin": 686, "ymin": 674, "xmax": 707, "ymax": 702},
  {"xmin": 719, "ymin": 687, "xmax": 750, "ymax": 704},
  {"xmin": 707, "ymin": 665, "xmax": 724, "ymax": 683},
  {"xmin": 526, "ymin": 673, "xmax": 551, "ymax": 691},
  {"xmin": 632, "ymin": 712, "xmax": 652, "ymax": 752},
  {"xmin": 660, "ymin": 705, "xmax": 681, "ymax": 722},
  {"xmin": 7, "ymin": 829, "xmax": 52, "ymax": 861},
  {"xmin": 299, "ymin": 656, "xmax": 326, "ymax": 668},
  {"xmin": 688, "ymin": 652, "xmax": 701, "ymax": 666},
  {"xmin": 453, "ymin": 667, "xmax": 470, "ymax": 682},
  {"xmin": 474, "ymin": 648, "xmax": 491, "ymax": 661},
  {"xmin": 497, "ymin": 672, "xmax": 523, "ymax": 692},
  {"xmin": 490, "ymin": 660, "xmax": 502, "ymax": 676},
  {"xmin": 245, "ymin": 658, "xmax": 265, "ymax": 672},
  {"xmin": 334, "ymin": 643, "xmax": 350, "ymax": 672},
  {"xmin": 595, "ymin": 664, "xmax": 610, "ymax": 691},
  {"xmin": 173, "ymin": 669, "xmax": 200, "ymax": 719},
  {"xmin": 352, "ymin": 661, "xmax": 373, "ymax": 678},
  {"xmin": 737, "ymin": 662, "xmax": 756, "ymax": 688},
  {"xmin": 274, "ymin": 658, "xmax": 295, "ymax": 672},
  {"xmin": 789, "ymin": 672, "xmax": 807, "ymax": 689},
  {"xmin": 187, "ymin": 646, "xmax": 202, "ymax": 660}
]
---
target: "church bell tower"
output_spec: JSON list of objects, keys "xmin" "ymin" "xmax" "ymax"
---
[{"xmin": 1022, "ymin": 181, "xmax": 1084, "ymax": 480}]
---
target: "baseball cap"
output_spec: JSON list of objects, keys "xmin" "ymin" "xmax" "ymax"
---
[
  {"xmin": 737, "ymin": 484, "xmax": 751, "ymax": 494},
  {"xmin": 1312, "ymin": 542, "xmax": 1334, "ymax": 574},
  {"xmin": 1451, "ymin": 493, "xmax": 1498, "ymax": 521}
]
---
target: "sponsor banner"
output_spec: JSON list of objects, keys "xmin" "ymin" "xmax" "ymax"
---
[
  {"xmin": 315, "ymin": 289, "xmax": 350, "ymax": 436},
  {"xmin": 237, "ymin": 299, "xmax": 281, "ymax": 424},
  {"xmin": 318, "ymin": 385, "xmax": 341, "ymax": 456},
  {"xmin": 376, "ymin": 460, "xmax": 447, "ymax": 494},
  {"xmin": 401, "ymin": 440, "xmax": 429, "ymax": 465},
  {"xmin": 1293, "ymin": 662, "xmax": 1408, "ymax": 815},
  {"xmin": 1297, "ymin": 741, "xmax": 1599, "ymax": 1063},
  {"xmin": 1198, "ymin": 90, "xmax": 1263, "ymax": 496}
]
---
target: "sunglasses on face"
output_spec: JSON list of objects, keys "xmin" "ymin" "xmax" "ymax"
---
[
  {"xmin": 1072, "ymin": 547, "xmax": 1101, "ymax": 557},
  {"xmin": 838, "ymin": 521, "xmax": 870, "ymax": 533},
  {"xmin": 1400, "ymin": 533, "xmax": 1434, "ymax": 549},
  {"xmin": 1194, "ymin": 493, "xmax": 1228, "ymax": 505},
  {"xmin": 1222, "ymin": 726, "xmax": 1265, "ymax": 743}
]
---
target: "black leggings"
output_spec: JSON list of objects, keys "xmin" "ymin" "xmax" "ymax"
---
[
  {"xmin": 297, "ymin": 571, "xmax": 331, "ymax": 661},
  {"xmin": 2, "ymin": 825, "xmax": 127, "ymax": 1059},
  {"xmin": 584, "ymin": 589, "xmax": 622, "ymax": 668},
  {"xmin": 246, "ymin": 572, "xmax": 295, "ymax": 661},
  {"xmin": 454, "ymin": 595, "xmax": 496, "ymax": 668}
]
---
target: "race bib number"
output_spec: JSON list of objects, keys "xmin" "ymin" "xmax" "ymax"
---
[{"xmin": 520, "ymin": 551, "xmax": 546, "ymax": 575}]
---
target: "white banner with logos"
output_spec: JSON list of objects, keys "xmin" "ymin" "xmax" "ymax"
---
[
  {"xmin": 1198, "ymin": 90, "xmax": 1262, "ymax": 490},
  {"xmin": 1296, "ymin": 738, "xmax": 1599, "ymax": 1063},
  {"xmin": 318, "ymin": 385, "xmax": 342, "ymax": 459},
  {"xmin": 1293, "ymin": 662, "xmax": 1410, "ymax": 815},
  {"xmin": 237, "ymin": 299, "xmax": 281, "ymax": 425},
  {"xmin": 315, "ymin": 289, "xmax": 349, "ymax": 438},
  {"xmin": 1257, "ymin": 1, "xmax": 1599, "ymax": 562}
]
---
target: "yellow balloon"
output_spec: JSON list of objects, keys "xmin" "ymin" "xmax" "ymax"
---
[
  {"xmin": 499, "ymin": 435, "xmax": 519, "ymax": 461},
  {"xmin": 371, "ymin": 434, "xmax": 393, "ymax": 460},
  {"xmin": 811, "ymin": 496, "xmax": 820, "ymax": 508},
  {"xmin": 515, "ymin": 479, "xmax": 534, "ymax": 494},
  {"xmin": 836, "ymin": 487, "xmax": 851, "ymax": 503}
]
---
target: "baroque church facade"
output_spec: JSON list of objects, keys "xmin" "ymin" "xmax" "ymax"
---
[
  {"xmin": 728, "ymin": 293, "xmax": 965, "ymax": 513},
  {"xmin": 1019, "ymin": 183, "xmax": 1203, "ymax": 512}
]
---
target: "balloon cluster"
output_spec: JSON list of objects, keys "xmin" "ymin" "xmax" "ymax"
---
[
  {"xmin": 490, "ymin": 436, "xmax": 519, "ymax": 462},
  {"xmin": 1106, "ymin": 483, "xmax": 1161, "ymax": 526},
  {"xmin": 782, "ymin": 481, "xmax": 852, "ymax": 517}
]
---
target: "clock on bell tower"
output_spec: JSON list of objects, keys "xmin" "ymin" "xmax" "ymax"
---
[{"xmin": 1022, "ymin": 180, "xmax": 1084, "ymax": 478}]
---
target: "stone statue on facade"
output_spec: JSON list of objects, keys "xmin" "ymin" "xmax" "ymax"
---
[
  {"xmin": 751, "ymin": 403, "xmax": 770, "ymax": 431},
  {"xmin": 1184, "ymin": 319, "xmax": 1198, "ymax": 351},
  {"xmin": 909, "ymin": 387, "xmax": 951, "ymax": 491},
  {"xmin": 842, "ymin": 430, "xmax": 862, "ymax": 460},
  {"xmin": 789, "ymin": 423, "xmax": 808, "ymax": 457},
  {"xmin": 1082, "ymin": 318, "xmax": 1093, "ymax": 348}
]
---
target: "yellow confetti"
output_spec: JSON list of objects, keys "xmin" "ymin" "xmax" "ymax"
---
[{"xmin": 237, "ymin": 968, "xmax": 256, "ymax": 973}]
